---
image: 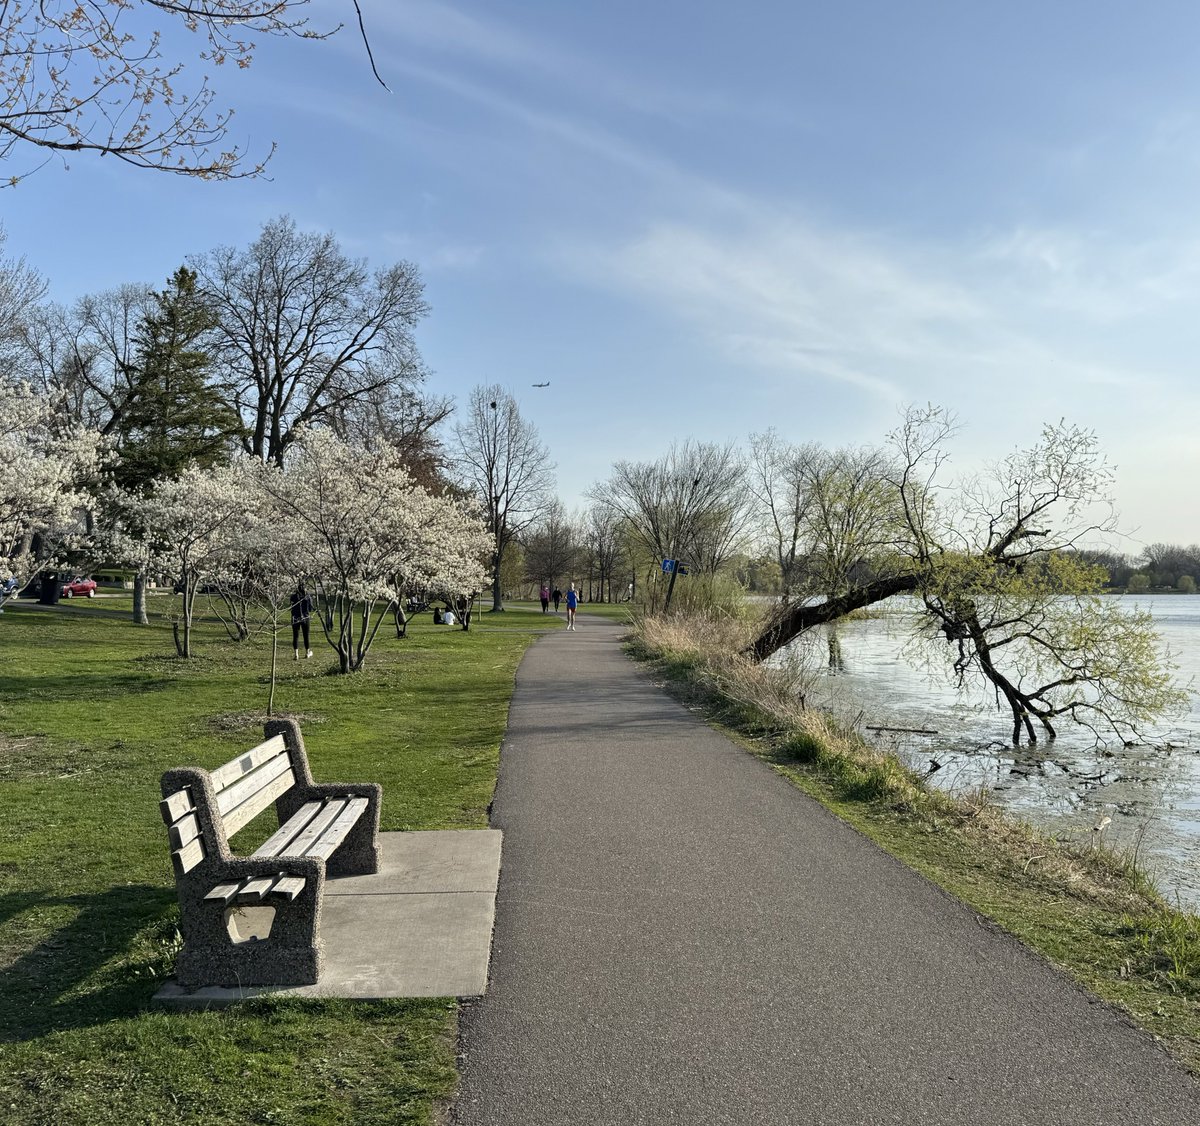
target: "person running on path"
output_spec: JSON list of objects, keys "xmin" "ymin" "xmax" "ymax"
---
[
  {"xmin": 540, "ymin": 584, "xmax": 550, "ymax": 613},
  {"xmin": 552, "ymin": 586, "xmax": 562, "ymax": 612},
  {"xmin": 290, "ymin": 581, "xmax": 314, "ymax": 659},
  {"xmin": 565, "ymin": 582, "xmax": 579, "ymax": 630}
]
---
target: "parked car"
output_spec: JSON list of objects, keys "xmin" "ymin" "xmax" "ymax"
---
[
  {"xmin": 61, "ymin": 577, "xmax": 98, "ymax": 598},
  {"xmin": 1, "ymin": 576, "xmax": 17, "ymax": 597}
]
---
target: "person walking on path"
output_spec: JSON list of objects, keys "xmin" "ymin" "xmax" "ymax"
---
[
  {"xmin": 290, "ymin": 582, "xmax": 313, "ymax": 659},
  {"xmin": 551, "ymin": 586, "xmax": 562, "ymax": 612},
  {"xmin": 539, "ymin": 584, "xmax": 550, "ymax": 614},
  {"xmin": 565, "ymin": 582, "xmax": 579, "ymax": 630}
]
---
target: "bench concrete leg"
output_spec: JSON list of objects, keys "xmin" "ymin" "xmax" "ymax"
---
[
  {"xmin": 177, "ymin": 942, "xmax": 324, "ymax": 988},
  {"xmin": 325, "ymin": 813, "xmax": 381, "ymax": 878},
  {"xmin": 176, "ymin": 884, "xmax": 324, "ymax": 988}
]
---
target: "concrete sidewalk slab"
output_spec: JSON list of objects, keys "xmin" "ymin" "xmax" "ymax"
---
[{"xmin": 155, "ymin": 829, "xmax": 501, "ymax": 1008}]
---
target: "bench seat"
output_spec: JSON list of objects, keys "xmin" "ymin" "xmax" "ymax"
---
[
  {"xmin": 160, "ymin": 718, "xmax": 381, "ymax": 987},
  {"xmin": 200, "ymin": 796, "xmax": 372, "ymax": 905}
]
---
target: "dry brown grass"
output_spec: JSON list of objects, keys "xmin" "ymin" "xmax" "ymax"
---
[{"xmin": 629, "ymin": 612, "xmax": 1165, "ymax": 915}]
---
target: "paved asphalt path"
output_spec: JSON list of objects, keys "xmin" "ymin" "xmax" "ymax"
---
[{"xmin": 453, "ymin": 616, "xmax": 1200, "ymax": 1125}]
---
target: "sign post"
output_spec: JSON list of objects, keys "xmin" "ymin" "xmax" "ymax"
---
[{"xmin": 662, "ymin": 558, "xmax": 688, "ymax": 614}]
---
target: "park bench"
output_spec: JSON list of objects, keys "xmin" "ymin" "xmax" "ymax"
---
[{"xmin": 159, "ymin": 717, "xmax": 381, "ymax": 988}]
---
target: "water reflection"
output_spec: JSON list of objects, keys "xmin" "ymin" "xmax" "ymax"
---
[{"xmin": 779, "ymin": 596, "xmax": 1200, "ymax": 907}]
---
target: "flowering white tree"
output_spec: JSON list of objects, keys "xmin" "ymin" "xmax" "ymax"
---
[
  {"xmin": 123, "ymin": 461, "xmax": 257, "ymax": 655},
  {"xmin": 1, "ymin": 382, "xmax": 104, "ymax": 609},
  {"xmin": 262, "ymin": 428, "xmax": 490, "ymax": 673}
]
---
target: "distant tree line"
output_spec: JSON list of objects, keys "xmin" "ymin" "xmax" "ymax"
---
[{"xmin": 1075, "ymin": 545, "xmax": 1199, "ymax": 593}]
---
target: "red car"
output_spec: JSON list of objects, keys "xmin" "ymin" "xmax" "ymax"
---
[{"xmin": 61, "ymin": 577, "xmax": 98, "ymax": 598}]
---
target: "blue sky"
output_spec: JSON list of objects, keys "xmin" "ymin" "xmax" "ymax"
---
[{"xmin": 5, "ymin": 0, "xmax": 1200, "ymax": 548}]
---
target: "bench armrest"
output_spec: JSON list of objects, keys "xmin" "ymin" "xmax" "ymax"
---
[
  {"xmin": 215, "ymin": 854, "xmax": 325, "ymax": 882},
  {"xmin": 279, "ymin": 780, "xmax": 381, "ymax": 823},
  {"xmin": 292, "ymin": 781, "xmax": 381, "ymax": 802}
]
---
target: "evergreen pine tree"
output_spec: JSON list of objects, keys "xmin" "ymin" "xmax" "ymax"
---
[{"xmin": 115, "ymin": 267, "xmax": 242, "ymax": 489}]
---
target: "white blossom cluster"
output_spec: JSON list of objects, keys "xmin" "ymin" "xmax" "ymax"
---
[
  {"xmin": 100, "ymin": 428, "xmax": 489, "ymax": 663},
  {"xmin": 260, "ymin": 428, "xmax": 490, "ymax": 604},
  {"xmin": 1, "ymin": 382, "xmax": 105, "ymax": 595},
  {"xmin": 4, "ymin": 379, "xmax": 490, "ymax": 650}
]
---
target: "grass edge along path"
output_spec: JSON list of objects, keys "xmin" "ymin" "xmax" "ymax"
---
[
  {"xmin": 627, "ymin": 614, "xmax": 1200, "ymax": 1076},
  {"xmin": 0, "ymin": 600, "xmax": 542, "ymax": 1126}
]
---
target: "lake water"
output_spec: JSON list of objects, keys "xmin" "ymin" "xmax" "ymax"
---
[{"xmin": 778, "ymin": 595, "xmax": 1200, "ymax": 908}]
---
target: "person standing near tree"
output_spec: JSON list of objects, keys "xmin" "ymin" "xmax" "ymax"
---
[
  {"xmin": 540, "ymin": 583, "xmax": 550, "ymax": 613},
  {"xmin": 566, "ymin": 582, "xmax": 579, "ymax": 631},
  {"xmin": 291, "ymin": 581, "xmax": 314, "ymax": 659}
]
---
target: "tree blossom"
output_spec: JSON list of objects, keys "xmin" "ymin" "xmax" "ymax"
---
[
  {"xmin": 261, "ymin": 428, "xmax": 490, "ymax": 672},
  {"xmin": 118, "ymin": 461, "xmax": 258, "ymax": 655},
  {"xmin": 1, "ymin": 382, "xmax": 104, "ymax": 607}
]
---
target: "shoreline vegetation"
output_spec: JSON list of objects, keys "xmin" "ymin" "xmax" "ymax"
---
[{"xmin": 626, "ymin": 612, "xmax": 1200, "ymax": 1074}]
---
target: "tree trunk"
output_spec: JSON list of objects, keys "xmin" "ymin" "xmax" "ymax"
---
[
  {"xmin": 132, "ymin": 573, "xmax": 149, "ymax": 625},
  {"xmin": 964, "ymin": 616, "xmax": 1052, "ymax": 745},
  {"xmin": 267, "ymin": 616, "xmax": 278, "ymax": 716},
  {"xmin": 746, "ymin": 572, "xmax": 920, "ymax": 662}
]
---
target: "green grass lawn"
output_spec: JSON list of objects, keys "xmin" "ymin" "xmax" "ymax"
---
[
  {"xmin": 475, "ymin": 598, "xmax": 635, "ymax": 627},
  {"xmin": 0, "ymin": 597, "xmax": 544, "ymax": 1125}
]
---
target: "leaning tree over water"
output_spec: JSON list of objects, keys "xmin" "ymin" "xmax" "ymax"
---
[{"xmin": 748, "ymin": 407, "xmax": 1186, "ymax": 746}]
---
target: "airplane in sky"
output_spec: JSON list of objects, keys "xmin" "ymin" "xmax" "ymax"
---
[{"xmin": 532, "ymin": 381, "xmax": 550, "ymax": 387}]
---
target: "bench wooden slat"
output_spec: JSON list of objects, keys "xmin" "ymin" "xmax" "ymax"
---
[
  {"xmin": 236, "ymin": 876, "xmax": 277, "ymax": 902},
  {"xmin": 215, "ymin": 751, "xmax": 293, "ymax": 818},
  {"xmin": 160, "ymin": 789, "xmax": 193, "ymax": 825},
  {"xmin": 252, "ymin": 801, "xmax": 324, "ymax": 859},
  {"xmin": 222, "ymin": 769, "xmax": 296, "ymax": 838},
  {"xmin": 270, "ymin": 876, "xmax": 306, "ymax": 901},
  {"xmin": 169, "ymin": 812, "xmax": 202, "ymax": 851},
  {"xmin": 303, "ymin": 797, "xmax": 370, "ymax": 861},
  {"xmin": 172, "ymin": 837, "xmax": 206, "ymax": 877},
  {"xmin": 210, "ymin": 734, "xmax": 288, "ymax": 791},
  {"xmin": 280, "ymin": 799, "xmax": 347, "ymax": 859},
  {"xmin": 204, "ymin": 881, "xmax": 244, "ymax": 904}
]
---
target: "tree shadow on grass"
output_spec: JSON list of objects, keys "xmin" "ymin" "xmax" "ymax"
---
[
  {"xmin": 0, "ymin": 672, "xmax": 176, "ymax": 706},
  {"xmin": 0, "ymin": 885, "xmax": 178, "ymax": 1042}
]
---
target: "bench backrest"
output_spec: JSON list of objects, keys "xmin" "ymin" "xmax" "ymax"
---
[{"xmin": 161, "ymin": 733, "xmax": 295, "ymax": 878}]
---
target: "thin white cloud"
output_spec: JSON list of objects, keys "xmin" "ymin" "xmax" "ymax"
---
[
  {"xmin": 373, "ymin": 0, "xmax": 793, "ymax": 126},
  {"xmin": 557, "ymin": 206, "xmax": 1200, "ymax": 412},
  {"xmin": 563, "ymin": 217, "xmax": 992, "ymax": 400},
  {"xmin": 385, "ymin": 59, "xmax": 693, "ymax": 184},
  {"xmin": 975, "ymin": 225, "xmax": 1200, "ymax": 318}
]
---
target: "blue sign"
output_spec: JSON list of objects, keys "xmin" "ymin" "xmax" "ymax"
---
[{"xmin": 661, "ymin": 558, "xmax": 676, "ymax": 574}]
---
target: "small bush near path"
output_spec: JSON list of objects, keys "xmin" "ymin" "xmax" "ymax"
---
[
  {"xmin": 0, "ymin": 601, "xmax": 544, "ymax": 1124},
  {"xmin": 629, "ymin": 612, "xmax": 1200, "ymax": 1073}
]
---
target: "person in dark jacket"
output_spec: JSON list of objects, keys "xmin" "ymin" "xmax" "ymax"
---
[{"xmin": 291, "ymin": 582, "xmax": 314, "ymax": 659}]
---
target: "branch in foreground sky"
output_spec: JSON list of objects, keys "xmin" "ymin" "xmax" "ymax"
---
[{"xmin": 0, "ymin": 1, "xmax": 388, "ymax": 184}]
